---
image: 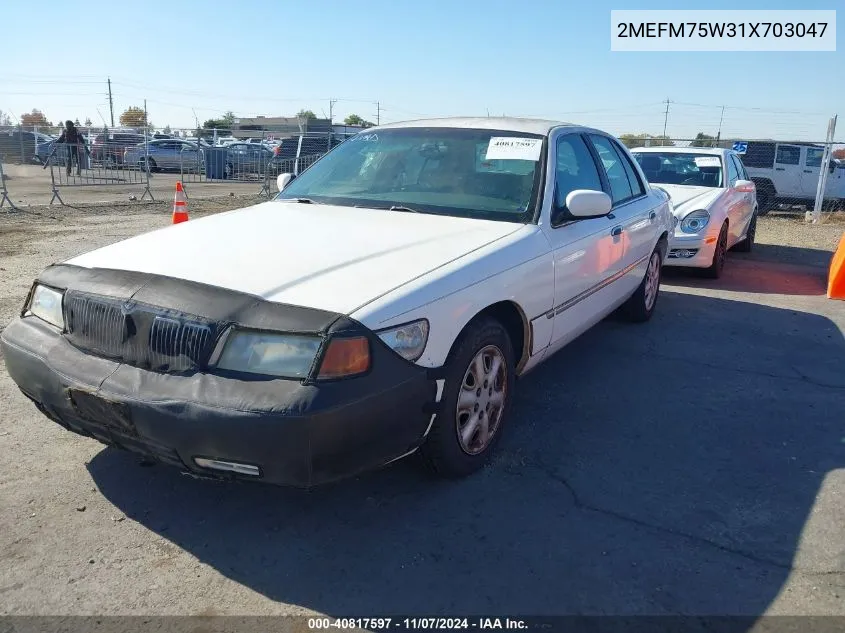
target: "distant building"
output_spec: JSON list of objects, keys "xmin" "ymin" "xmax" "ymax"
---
[{"xmin": 231, "ymin": 116, "xmax": 333, "ymax": 139}]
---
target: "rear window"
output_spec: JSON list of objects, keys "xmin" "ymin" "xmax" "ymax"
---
[{"xmin": 742, "ymin": 142, "xmax": 776, "ymax": 168}]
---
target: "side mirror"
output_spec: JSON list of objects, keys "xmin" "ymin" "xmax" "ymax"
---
[
  {"xmin": 565, "ymin": 189, "xmax": 612, "ymax": 218},
  {"xmin": 277, "ymin": 172, "xmax": 295, "ymax": 191},
  {"xmin": 734, "ymin": 179, "xmax": 756, "ymax": 193}
]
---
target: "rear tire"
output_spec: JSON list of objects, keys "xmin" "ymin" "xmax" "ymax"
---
[
  {"xmin": 621, "ymin": 243, "xmax": 664, "ymax": 323},
  {"xmin": 420, "ymin": 317, "xmax": 515, "ymax": 478},
  {"xmin": 703, "ymin": 222, "xmax": 729, "ymax": 279}
]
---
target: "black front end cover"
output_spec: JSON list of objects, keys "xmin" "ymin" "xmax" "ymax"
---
[{"xmin": 2, "ymin": 264, "xmax": 437, "ymax": 487}]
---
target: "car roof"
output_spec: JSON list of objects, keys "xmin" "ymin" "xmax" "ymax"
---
[
  {"xmin": 371, "ymin": 116, "xmax": 576, "ymax": 136},
  {"xmin": 631, "ymin": 147, "xmax": 727, "ymax": 155}
]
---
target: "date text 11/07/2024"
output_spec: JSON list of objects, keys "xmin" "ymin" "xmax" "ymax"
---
[{"xmin": 307, "ymin": 617, "xmax": 529, "ymax": 630}]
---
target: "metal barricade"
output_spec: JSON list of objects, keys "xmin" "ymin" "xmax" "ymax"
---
[
  {"xmin": 45, "ymin": 127, "xmax": 153, "ymax": 205},
  {"xmin": 0, "ymin": 160, "xmax": 17, "ymax": 210}
]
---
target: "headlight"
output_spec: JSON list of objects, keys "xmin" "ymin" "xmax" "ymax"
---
[
  {"xmin": 376, "ymin": 319, "xmax": 429, "ymax": 362},
  {"xmin": 216, "ymin": 329, "xmax": 322, "ymax": 378},
  {"xmin": 26, "ymin": 284, "xmax": 65, "ymax": 329},
  {"xmin": 680, "ymin": 210, "xmax": 710, "ymax": 234}
]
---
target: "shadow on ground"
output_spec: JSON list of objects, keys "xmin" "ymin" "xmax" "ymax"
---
[
  {"xmin": 87, "ymin": 290, "xmax": 845, "ymax": 618},
  {"xmin": 663, "ymin": 247, "xmax": 830, "ymax": 296}
]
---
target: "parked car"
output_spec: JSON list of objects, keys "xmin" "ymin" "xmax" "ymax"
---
[
  {"xmin": 91, "ymin": 132, "xmax": 146, "ymax": 168},
  {"xmin": 224, "ymin": 142, "xmax": 273, "ymax": 178},
  {"xmin": 267, "ymin": 135, "xmax": 344, "ymax": 175},
  {"xmin": 1, "ymin": 117, "xmax": 673, "ymax": 488},
  {"xmin": 738, "ymin": 141, "xmax": 845, "ymax": 213},
  {"xmin": 631, "ymin": 147, "xmax": 757, "ymax": 278},
  {"xmin": 0, "ymin": 129, "xmax": 55, "ymax": 164},
  {"xmin": 123, "ymin": 139, "xmax": 205, "ymax": 173}
]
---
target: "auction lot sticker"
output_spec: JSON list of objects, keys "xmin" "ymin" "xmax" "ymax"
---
[{"xmin": 486, "ymin": 137, "xmax": 543, "ymax": 161}]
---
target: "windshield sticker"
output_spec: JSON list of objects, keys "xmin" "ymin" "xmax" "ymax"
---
[
  {"xmin": 693, "ymin": 156, "xmax": 721, "ymax": 168},
  {"xmin": 485, "ymin": 137, "xmax": 542, "ymax": 161},
  {"xmin": 352, "ymin": 133, "xmax": 379, "ymax": 142}
]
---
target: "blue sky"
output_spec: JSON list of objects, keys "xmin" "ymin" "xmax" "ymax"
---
[{"xmin": 0, "ymin": 0, "xmax": 841, "ymax": 141}]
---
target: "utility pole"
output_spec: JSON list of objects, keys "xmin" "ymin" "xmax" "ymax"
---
[
  {"xmin": 329, "ymin": 99, "xmax": 337, "ymax": 123},
  {"xmin": 662, "ymin": 98, "xmax": 670, "ymax": 144},
  {"xmin": 144, "ymin": 99, "xmax": 148, "ymax": 132},
  {"xmin": 107, "ymin": 77, "xmax": 114, "ymax": 127},
  {"xmin": 376, "ymin": 101, "xmax": 380, "ymax": 126},
  {"xmin": 716, "ymin": 105, "xmax": 725, "ymax": 145}
]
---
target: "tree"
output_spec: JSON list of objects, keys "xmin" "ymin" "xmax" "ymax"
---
[
  {"xmin": 344, "ymin": 113, "xmax": 374, "ymax": 127},
  {"xmin": 222, "ymin": 111, "xmax": 236, "ymax": 126},
  {"xmin": 20, "ymin": 109, "xmax": 50, "ymax": 127},
  {"xmin": 119, "ymin": 106, "xmax": 147, "ymax": 128},
  {"xmin": 619, "ymin": 133, "xmax": 675, "ymax": 149},
  {"xmin": 690, "ymin": 132, "xmax": 717, "ymax": 148},
  {"xmin": 84, "ymin": 117, "xmax": 92, "ymax": 127},
  {"xmin": 0, "ymin": 109, "xmax": 11, "ymax": 126},
  {"xmin": 296, "ymin": 109, "xmax": 317, "ymax": 120},
  {"xmin": 163, "ymin": 124, "xmax": 172, "ymax": 134}
]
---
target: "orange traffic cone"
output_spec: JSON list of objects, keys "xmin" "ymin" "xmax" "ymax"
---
[
  {"xmin": 172, "ymin": 181, "xmax": 189, "ymax": 224},
  {"xmin": 827, "ymin": 230, "xmax": 845, "ymax": 300}
]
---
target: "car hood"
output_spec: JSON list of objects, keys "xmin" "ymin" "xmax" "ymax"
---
[
  {"xmin": 64, "ymin": 200, "xmax": 524, "ymax": 314},
  {"xmin": 652, "ymin": 184, "xmax": 722, "ymax": 217}
]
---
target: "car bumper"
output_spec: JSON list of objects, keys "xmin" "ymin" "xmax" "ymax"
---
[
  {"xmin": 665, "ymin": 231, "xmax": 718, "ymax": 268},
  {"xmin": 1, "ymin": 316, "xmax": 437, "ymax": 488}
]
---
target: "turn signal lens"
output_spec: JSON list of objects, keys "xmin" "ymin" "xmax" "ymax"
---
[{"xmin": 317, "ymin": 336, "xmax": 370, "ymax": 379}]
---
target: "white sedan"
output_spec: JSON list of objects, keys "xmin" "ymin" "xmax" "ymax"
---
[
  {"xmin": 630, "ymin": 147, "xmax": 758, "ymax": 278},
  {"xmin": 2, "ymin": 117, "xmax": 674, "ymax": 487}
]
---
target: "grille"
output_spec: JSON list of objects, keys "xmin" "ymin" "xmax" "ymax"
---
[{"xmin": 64, "ymin": 291, "xmax": 218, "ymax": 372}]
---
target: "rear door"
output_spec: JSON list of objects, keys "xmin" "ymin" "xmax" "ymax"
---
[
  {"xmin": 773, "ymin": 144, "xmax": 802, "ymax": 195},
  {"xmin": 586, "ymin": 134, "xmax": 657, "ymax": 297}
]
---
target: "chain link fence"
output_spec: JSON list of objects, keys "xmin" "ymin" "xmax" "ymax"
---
[{"xmin": 624, "ymin": 138, "xmax": 845, "ymax": 215}]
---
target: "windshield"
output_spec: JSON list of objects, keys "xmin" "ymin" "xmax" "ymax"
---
[
  {"xmin": 632, "ymin": 152, "xmax": 724, "ymax": 188},
  {"xmin": 276, "ymin": 127, "xmax": 546, "ymax": 222}
]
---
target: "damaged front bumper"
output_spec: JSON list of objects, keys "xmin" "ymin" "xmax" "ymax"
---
[{"xmin": 1, "ymin": 265, "xmax": 436, "ymax": 488}]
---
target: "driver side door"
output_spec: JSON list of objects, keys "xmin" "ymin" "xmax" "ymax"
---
[{"xmin": 542, "ymin": 132, "xmax": 626, "ymax": 354}]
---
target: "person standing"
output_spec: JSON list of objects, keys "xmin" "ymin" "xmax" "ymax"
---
[{"xmin": 55, "ymin": 120, "xmax": 88, "ymax": 176}]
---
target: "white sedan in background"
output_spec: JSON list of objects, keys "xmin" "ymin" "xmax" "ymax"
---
[
  {"xmin": 2, "ymin": 117, "xmax": 674, "ymax": 488},
  {"xmin": 630, "ymin": 147, "xmax": 757, "ymax": 279}
]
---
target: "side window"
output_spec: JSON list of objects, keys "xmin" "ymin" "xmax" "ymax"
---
[
  {"xmin": 775, "ymin": 145, "xmax": 800, "ymax": 165},
  {"xmin": 727, "ymin": 154, "xmax": 740, "ymax": 186},
  {"xmin": 805, "ymin": 148, "xmax": 825, "ymax": 168},
  {"xmin": 613, "ymin": 140, "xmax": 646, "ymax": 198},
  {"xmin": 553, "ymin": 134, "xmax": 603, "ymax": 217},
  {"xmin": 734, "ymin": 155, "xmax": 749, "ymax": 180},
  {"xmin": 588, "ymin": 134, "xmax": 633, "ymax": 203}
]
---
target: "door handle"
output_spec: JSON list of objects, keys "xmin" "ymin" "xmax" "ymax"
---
[
  {"xmin": 775, "ymin": 167, "xmax": 785, "ymax": 171},
  {"xmin": 803, "ymin": 170, "xmax": 813, "ymax": 173},
  {"xmin": 611, "ymin": 226, "xmax": 623, "ymax": 237}
]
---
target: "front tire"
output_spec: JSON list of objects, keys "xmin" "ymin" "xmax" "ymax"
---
[
  {"xmin": 733, "ymin": 209, "xmax": 757, "ymax": 253},
  {"xmin": 703, "ymin": 222, "xmax": 729, "ymax": 279},
  {"xmin": 420, "ymin": 317, "xmax": 515, "ymax": 478},
  {"xmin": 621, "ymin": 244, "xmax": 664, "ymax": 323}
]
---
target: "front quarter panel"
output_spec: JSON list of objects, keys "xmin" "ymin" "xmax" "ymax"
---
[{"xmin": 350, "ymin": 225, "xmax": 553, "ymax": 369}]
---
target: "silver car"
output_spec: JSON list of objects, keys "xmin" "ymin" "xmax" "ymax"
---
[{"xmin": 124, "ymin": 139, "xmax": 205, "ymax": 173}]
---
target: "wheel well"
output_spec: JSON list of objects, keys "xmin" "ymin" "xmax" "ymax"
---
[{"xmin": 472, "ymin": 301, "xmax": 529, "ymax": 372}]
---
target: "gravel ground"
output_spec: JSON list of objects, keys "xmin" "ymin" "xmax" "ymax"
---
[{"xmin": 0, "ymin": 204, "xmax": 843, "ymax": 618}]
